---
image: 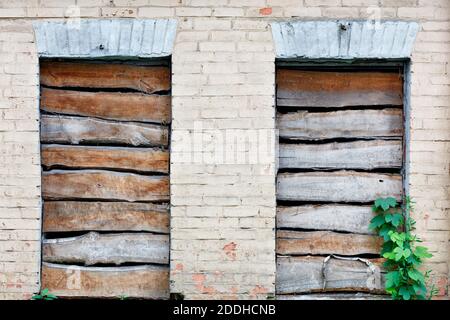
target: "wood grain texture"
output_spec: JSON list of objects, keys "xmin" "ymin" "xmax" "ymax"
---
[
  {"xmin": 277, "ymin": 109, "xmax": 403, "ymax": 140},
  {"xmin": 43, "ymin": 232, "xmax": 169, "ymax": 265},
  {"xmin": 277, "ymin": 171, "xmax": 402, "ymax": 202},
  {"xmin": 40, "ymin": 115, "xmax": 168, "ymax": 147},
  {"xmin": 40, "ymin": 61, "xmax": 170, "ymax": 94},
  {"xmin": 277, "ymin": 293, "xmax": 389, "ymax": 300},
  {"xmin": 43, "ymin": 201, "xmax": 169, "ymax": 233},
  {"xmin": 40, "ymin": 88, "xmax": 171, "ymax": 124},
  {"xmin": 277, "ymin": 205, "xmax": 376, "ymax": 235},
  {"xmin": 41, "ymin": 145, "xmax": 169, "ymax": 173},
  {"xmin": 42, "ymin": 170, "xmax": 169, "ymax": 202},
  {"xmin": 42, "ymin": 262, "xmax": 169, "ymax": 299},
  {"xmin": 276, "ymin": 256, "xmax": 385, "ymax": 294},
  {"xmin": 276, "ymin": 69, "xmax": 403, "ymax": 107},
  {"xmin": 276, "ymin": 230, "xmax": 382, "ymax": 255},
  {"xmin": 279, "ymin": 140, "xmax": 402, "ymax": 170}
]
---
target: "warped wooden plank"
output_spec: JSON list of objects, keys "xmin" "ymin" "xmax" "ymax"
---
[
  {"xmin": 277, "ymin": 171, "xmax": 402, "ymax": 202},
  {"xmin": 43, "ymin": 201, "xmax": 169, "ymax": 233},
  {"xmin": 276, "ymin": 256, "xmax": 386, "ymax": 294},
  {"xmin": 43, "ymin": 232, "xmax": 169, "ymax": 265},
  {"xmin": 277, "ymin": 109, "xmax": 403, "ymax": 140},
  {"xmin": 41, "ymin": 145, "xmax": 169, "ymax": 173},
  {"xmin": 276, "ymin": 69, "xmax": 403, "ymax": 107},
  {"xmin": 277, "ymin": 205, "xmax": 376, "ymax": 235},
  {"xmin": 42, "ymin": 170, "xmax": 169, "ymax": 202},
  {"xmin": 42, "ymin": 262, "xmax": 169, "ymax": 299},
  {"xmin": 40, "ymin": 88, "xmax": 171, "ymax": 124},
  {"xmin": 40, "ymin": 61, "xmax": 170, "ymax": 94},
  {"xmin": 277, "ymin": 293, "xmax": 389, "ymax": 300},
  {"xmin": 40, "ymin": 115, "xmax": 168, "ymax": 147},
  {"xmin": 276, "ymin": 230, "xmax": 382, "ymax": 256},
  {"xmin": 279, "ymin": 140, "xmax": 402, "ymax": 170}
]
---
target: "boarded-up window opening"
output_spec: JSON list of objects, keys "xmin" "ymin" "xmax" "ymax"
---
[
  {"xmin": 39, "ymin": 58, "xmax": 171, "ymax": 299},
  {"xmin": 275, "ymin": 63, "xmax": 406, "ymax": 300}
]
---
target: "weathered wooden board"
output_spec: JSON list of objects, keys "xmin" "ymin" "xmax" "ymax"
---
[
  {"xmin": 277, "ymin": 293, "xmax": 389, "ymax": 300},
  {"xmin": 277, "ymin": 171, "xmax": 402, "ymax": 202},
  {"xmin": 42, "ymin": 170, "xmax": 169, "ymax": 202},
  {"xmin": 40, "ymin": 88, "xmax": 171, "ymax": 124},
  {"xmin": 277, "ymin": 205, "xmax": 376, "ymax": 235},
  {"xmin": 279, "ymin": 140, "xmax": 402, "ymax": 170},
  {"xmin": 43, "ymin": 232, "xmax": 169, "ymax": 265},
  {"xmin": 43, "ymin": 201, "xmax": 169, "ymax": 233},
  {"xmin": 40, "ymin": 115, "xmax": 168, "ymax": 147},
  {"xmin": 277, "ymin": 109, "xmax": 403, "ymax": 140},
  {"xmin": 276, "ymin": 69, "xmax": 403, "ymax": 107},
  {"xmin": 41, "ymin": 145, "xmax": 169, "ymax": 173},
  {"xmin": 42, "ymin": 262, "xmax": 169, "ymax": 299},
  {"xmin": 276, "ymin": 230, "xmax": 382, "ymax": 256},
  {"xmin": 276, "ymin": 256, "xmax": 385, "ymax": 294},
  {"xmin": 40, "ymin": 61, "xmax": 170, "ymax": 94}
]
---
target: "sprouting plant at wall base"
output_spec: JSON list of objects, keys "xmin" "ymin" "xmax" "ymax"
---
[
  {"xmin": 32, "ymin": 288, "xmax": 58, "ymax": 300},
  {"xmin": 369, "ymin": 196, "xmax": 436, "ymax": 300}
]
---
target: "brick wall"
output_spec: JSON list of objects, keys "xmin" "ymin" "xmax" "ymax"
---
[{"xmin": 0, "ymin": 0, "xmax": 448, "ymax": 300}]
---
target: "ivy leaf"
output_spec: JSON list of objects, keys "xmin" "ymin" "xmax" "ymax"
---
[
  {"xmin": 369, "ymin": 215, "xmax": 385, "ymax": 230},
  {"xmin": 399, "ymin": 286, "xmax": 411, "ymax": 300},
  {"xmin": 374, "ymin": 197, "xmax": 398, "ymax": 211},
  {"xmin": 41, "ymin": 288, "xmax": 49, "ymax": 295},
  {"xmin": 386, "ymin": 271, "xmax": 401, "ymax": 288},
  {"xmin": 379, "ymin": 225, "xmax": 395, "ymax": 241},
  {"xmin": 408, "ymin": 269, "xmax": 424, "ymax": 283},
  {"xmin": 393, "ymin": 247, "xmax": 404, "ymax": 261},
  {"xmin": 32, "ymin": 294, "xmax": 42, "ymax": 300},
  {"xmin": 390, "ymin": 213, "xmax": 404, "ymax": 227},
  {"xmin": 403, "ymin": 248, "xmax": 411, "ymax": 259},
  {"xmin": 414, "ymin": 246, "xmax": 432, "ymax": 259}
]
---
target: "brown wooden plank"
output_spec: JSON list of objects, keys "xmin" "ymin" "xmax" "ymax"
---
[
  {"xmin": 276, "ymin": 69, "xmax": 403, "ymax": 107},
  {"xmin": 42, "ymin": 262, "xmax": 169, "ymax": 299},
  {"xmin": 276, "ymin": 230, "xmax": 382, "ymax": 256},
  {"xmin": 277, "ymin": 293, "xmax": 389, "ymax": 300},
  {"xmin": 40, "ymin": 61, "xmax": 170, "ymax": 94},
  {"xmin": 42, "ymin": 170, "xmax": 169, "ymax": 202},
  {"xmin": 41, "ymin": 145, "xmax": 169, "ymax": 173},
  {"xmin": 276, "ymin": 256, "xmax": 386, "ymax": 294},
  {"xmin": 277, "ymin": 205, "xmax": 376, "ymax": 235},
  {"xmin": 43, "ymin": 201, "xmax": 169, "ymax": 233},
  {"xmin": 277, "ymin": 109, "xmax": 403, "ymax": 140},
  {"xmin": 40, "ymin": 88, "xmax": 171, "ymax": 124},
  {"xmin": 43, "ymin": 232, "xmax": 169, "ymax": 265},
  {"xmin": 279, "ymin": 140, "xmax": 402, "ymax": 170},
  {"xmin": 40, "ymin": 115, "xmax": 168, "ymax": 147},
  {"xmin": 277, "ymin": 171, "xmax": 402, "ymax": 202}
]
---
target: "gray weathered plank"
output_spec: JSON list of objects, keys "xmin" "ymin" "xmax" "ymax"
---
[
  {"xmin": 43, "ymin": 201, "xmax": 169, "ymax": 233},
  {"xmin": 277, "ymin": 293, "xmax": 389, "ymax": 300},
  {"xmin": 279, "ymin": 140, "xmax": 402, "ymax": 170},
  {"xmin": 277, "ymin": 171, "xmax": 402, "ymax": 202},
  {"xmin": 277, "ymin": 205, "xmax": 376, "ymax": 235},
  {"xmin": 277, "ymin": 109, "xmax": 403, "ymax": 140},
  {"xmin": 42, "ymin": 262, "xmax": 169, "ymax": 299},
  {"xmin": 276, "ymin": 256, "xmax": 385, "ymax": 294},
  {"xmin": 276, "ymin": 230, "xmax": 382, "ymax": 255},
  {"xmin": 42, "ymin": 170, "xmax": 169, "ymax": 202},
  {"xmin": 43, "ymin": 232, "xmax": 169, "ymax": 265},
  {"xmin": 40, "ymin": 115, "xmax": 168, "ymax": 147},
  {"xmin": 41, "ymin": 145, "xmax": 169, "ymax": 173}
]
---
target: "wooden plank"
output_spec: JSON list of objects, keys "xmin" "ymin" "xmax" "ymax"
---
[
  {"xmin": 277, "ymin": 109, "xmax": 403, "ymax": 140},
  {"xmin": 41, "ymin": 145, "xmax": 169, "ymax": 173},
  {"xmin": 43, "ymin": 201, "xmax": 169, "ymax": 233},
  {"xmin": 276, "ymin": 69, "xmax": 403, "ymax": 107},
  {"xmin": 276, "ymin": 230, "xmax": 382, "ymax": 256},
  {"xmin": 40, "ymin": 88, "xmax": 171, "ymax": 124},
  {"xmin": 40, "ymin": 61, "xmax": 170, "ymax": 94},
  {"xmin": 40, "ymin": 115, "xmax": 168, "ymax": 147},
  {"xmin": 277, "ymin": 293, "xmax": 389, "ymax": 300},
  {"xmin": 277, "ymin": 205, "xmax": 376, "ymax": 235},
  {"xmin": 43, "ymin": 232, "xmax": 169, "ymax": 265},
  {"xmin": 277, "ymin": 171, "xmax": 402, "ymax": 202},
  {"xmin": 276, "ymin": 256, "xmax": 385, "ymax": 294},
  {"xmin": 279, "ymin": 140, "xmax": 402, "ymax": 170},
  {"xmin": 42, "ymin": 262, "xmax": 169, "ymax": 299},
  {"xmin": 42, "ymin": 170, "xmax": 169, "ymax": 202}
]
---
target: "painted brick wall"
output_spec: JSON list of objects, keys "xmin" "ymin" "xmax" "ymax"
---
[{"xmin": 0, "ymin": 0, "xmax": 448, "ymax": 300}]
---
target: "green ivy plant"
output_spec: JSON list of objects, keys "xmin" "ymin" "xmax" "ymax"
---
[
  {"xmin": 32, "ymin": 288, "xmax": 58, "ymax": 300},
  {"xmin": 369, "ymin": 196, "xmax": 437, "ymax": 300}
]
